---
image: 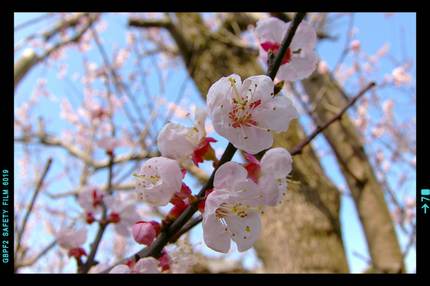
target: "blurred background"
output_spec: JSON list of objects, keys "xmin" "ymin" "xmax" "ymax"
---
[{"xmin": 13, "ymin": 12, "xmax": 416, "ymax": 273}]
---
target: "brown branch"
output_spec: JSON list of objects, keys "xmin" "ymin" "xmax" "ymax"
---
[
  {"xmin": 128, "ymin": 15, "xmax": 192, "ymax": 65},
  {"xmin": 14, "ymin": 13, "xmax": 99, "ymax": 89},
  {"xmin": 290, "ymin": 82, "xmax": 376, "ymax": 156},
  {"xmin": 15, "ymin": 158, "xmax": 53, "ymax": 267},
  {"xmin": 128, "ymin": 18, "xmax": 172, "ymax": 29},
  {"xmin": 14, "ymin": 132, "xmax": 157, "ymax": 171},
  {"xmin": 169, "ymin": 215, "xmax": 203, "ymax": 244}
]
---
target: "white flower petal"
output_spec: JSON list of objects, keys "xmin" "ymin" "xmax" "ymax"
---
[
  {"xmin": 259, "ymin": 175, "xmax": 283, "ymax": 206},
  {"xmin": 109, "ymin": 265, "xmax": 131, "ymax": 273},
  {"xmin": 231, "ymin": 179, "xmax": 263, "ymax": 207},
  {"xmin": 135, "ymin": 157, "xmax": 182, "ymax": 206},
  {"xmin": 290, "ymin": 21, "xmax": 317, "ymax": 53},
  {"xmin": 214, "ymin": 162, "xmax": 248, "ymax": 190},
  {"xmin": 207, "ymin": 74, "xmax": 241, "ymax": 116},
  {"xmin": 252, "ymin": 95, "xmax": 298, "ymax": 132},
  {"xmin": 277, "ymin": 51, "xmax": 318, "ymax": 81},
  {"xmin": 226, "ymin": 211, "xmax": 261, "ymax": 252},
  {"xmin": 203, "ymin": 214, "xmax": 231, "ymax": 253},
  {"xmin": 194, "ymin": 107, "xmax": 207, "ymax": 138},
  {"xmin": 238, "ymin": 126, "xmax": 273, "ymax": 154},
  {"xmin": 261, "ymin": 147, "xmax": 293, "ymax": 177},
  {"xmin": 56, "ymin": 227, "xmax": 87, "ymax": 250},
  {"xmin": 259, "ymin": 147, "xmax": 292, "ymax": 206},
  {"xmin": 255, "ymin": 17, "xmax": 287, "ymax": 44},
  {"xmin": 240, "ymin": 75, "xmax": 274, "ymax": 105},
  {"xmin": 157, "ymin": 123, "xmax": 196, "ymax": 161},
  {"xmin": 134, "ymin": 257, "xmax": 160, "ymax": 273}
]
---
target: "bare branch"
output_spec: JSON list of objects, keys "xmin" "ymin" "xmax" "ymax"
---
[
  {"xmin": 15, "ymin": 158, "xmax": 53, "ymax": 265},
  {"xmin": 290, "ymin": 82, "xmax": 376, "ymax": 156},
  {"xmin": 14, "ymin": 13, "xmax": 99, "ymax": 88}
]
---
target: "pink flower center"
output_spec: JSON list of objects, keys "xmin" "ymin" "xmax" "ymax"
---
[
  {"xmin": 228, "ymin": 99, "xmax": 261, "ymax": 128},
  {"xmin": 261, "ymin": 41, "xmax": 292, "ymax": 65}
]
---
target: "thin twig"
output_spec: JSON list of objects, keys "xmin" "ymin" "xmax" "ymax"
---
[
  {"xmin": 267, "ymin": 12, "xmax": 306, "ymax": 79},
  {"xmin": 15, "ymin": 158, "xmax": 53, "ymax": 263},
  {"xmin": 290, "ymin": 82, "xmax": 376, "ymax": 156},
  {"xmin": 15, "ymin": 240, "xmax": 57, "ymax": 269}
]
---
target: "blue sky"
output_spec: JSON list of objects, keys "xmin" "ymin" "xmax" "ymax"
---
[{"xmin": 14, "ymin": 12, "xmax": 416, "ymax": 273}]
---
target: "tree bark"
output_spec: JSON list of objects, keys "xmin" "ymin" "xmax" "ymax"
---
[
  {"xmin": 163, "ymin": 13, "xmax": 349, "ymax": 273},
  {"xmin": 301, "ymin": 72, "xmax": 404, "ymax": 273}
]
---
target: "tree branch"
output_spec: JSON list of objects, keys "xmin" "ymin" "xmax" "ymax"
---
[{"xmin": 14, "ymin": 13, "xmax": 99, "ymax": 89}]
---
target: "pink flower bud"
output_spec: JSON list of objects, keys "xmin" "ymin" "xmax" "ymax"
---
[
  {"xmin": 350, "ymin": 40, "xmax": 361, "ymax": 52},
  {"xmin": 85, "ymin": 212, "xmax": 95, "ymax": 224},
  {"xmin": 132, "ymin": 221, "xmax": 158, "ymax": 245}
]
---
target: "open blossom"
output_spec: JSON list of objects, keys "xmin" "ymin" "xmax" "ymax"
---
[
  {"xmin": 110, "ymin": 257, "xmax": 161, "ymax": 274},
  {"xmin": 391, "ymin": 66, "xmax": 412, "ymax": 86},
  {"xmin": 255, "ymin": 17, "xmax": 318, "ymax": 81},
  {"xmin": 135, "ymin": 157, "xmax": 183, "ymax": 206},
  {"xmin": 207, "ymin": 74, "xmax": 298, "ymax": 154},
  {"xmin": 104, "ymin": 195, "xmax": 139, "ymax": 236},
  {"xmin": 202, "ymin": 162, "xmax": 263, "ymax": 253},
  {"xmin": 244, "ymin": 148, "xmax": 293, "ymax": 206},
  {"xmin": 97, "ymin": 137, "xmax": 123, "ymax": 154},
  {"xmin": 55, "ymin": 226, "xmax": 87, "ymax": 258},
  {"xmin": 258, "ymin": 148, "xmax": 293, "ymax": 206},
  {"xmin": 157, "ymin": 108, "xmax": 217, "ymax": 165},
  {"xmin": 78, "ymin": 187, "xmax": 104, "ymax": 223}
]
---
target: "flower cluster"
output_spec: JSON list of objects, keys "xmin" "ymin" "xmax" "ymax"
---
[
  {"xmin": 202, "ymin": 148, "xmax": 292, "ymax": 253},
  {"xmin": 64, "ymin": 16, "xmax": 316, "ymax": 273},
  {"xmin": 78, "ymin": 187, "xmax": 139, "ymax": 236},
  {"xmin": 131, "ymin": 16, "xmax": 317, "ymax": 256}
]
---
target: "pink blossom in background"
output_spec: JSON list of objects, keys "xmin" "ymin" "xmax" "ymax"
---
[
  {"xmin": 55, "ymin": 226, "xmax": 87, "ymax": 258},
  {"xmin": 78, "ymin": 187, "xmax": 104, "ymax": 223},
  {"xmin": 255, "ymin": 17, "xmax": 318, "ymax": 81},
  {"xmin": 350, "ymin": 39, "xmax": 361, "ymax": 53},
  {"xmin": 109, "ymin": 257, "xmax": 161, "ymax": 274},
  {"xmin": 392, "ymin": 66, "xmax": 412, "ymax": 86},
  {"xmin": 104, "ymin": 194, "xmax": 140, "ymax": 236}
]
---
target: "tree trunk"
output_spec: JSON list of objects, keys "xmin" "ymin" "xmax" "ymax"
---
[
  {"xmin": 301, "ymin": 72, "xmax": 404, "ymax": 273},
  {"xmin": 168, "ymin": 13, "xmax": 349, "ymax": 273}
]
